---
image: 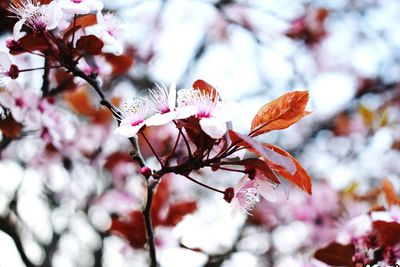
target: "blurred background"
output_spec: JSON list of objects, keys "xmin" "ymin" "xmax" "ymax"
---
[{"xmin": 0, "ymin": 0, "xmax": 400, "ymax": 266}]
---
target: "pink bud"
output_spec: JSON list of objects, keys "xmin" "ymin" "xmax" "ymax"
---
[{"xmin": 140, "ymin": 166, "xmax": 152, "ymax": 178}]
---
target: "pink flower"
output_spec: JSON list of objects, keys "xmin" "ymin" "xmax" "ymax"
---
[
  {"xmin": 0, "ymin": 81, "xmax": 40, "ymax": 124},
  {"xmin": 146, "ymin": 83, "xmax": 178, "ymax": 126},
  {"xmin": 9, "ymin": 0, "xmax": 63, "ymax": 39},
  {"xmin": 57, "ymin": 0, "xmax": 103, "ymax": 15},
  {"xmin": 232, "ymin": 177, "xmax": 259, "ymax": 214},
  {"xmin": 176, "ymin": 89, "xmax": 234, "ymax": 139},
  {"xmin": 114, "ymin": 98, "xmax": 149, "ymax": 138},
  {"xmin": 0, "ymin": 52, "xmax": 19, "ymax": 87},
  {"xmin": 96, "ymin": 12, "xmax": 125, "ymax": 55}
]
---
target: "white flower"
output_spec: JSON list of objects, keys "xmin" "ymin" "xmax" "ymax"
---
[
  {"xmin": 113, "ymin": 98, "xmax": 149, "ymax": 138},
  {"xmin": 176, "ymin": 89, "xmax": 234, "ymax": 139},
  {"xmin": 9, "ymin": 0, "xmax": 63, "ymax": 39},
  {"xmin": 57, "ymin": 0, "xmax": 103, "ymax": 15},
  {"xmin": 96, "ymin": 12, "xmax": 125, "ymax": 55},
  {"xmin": 145, "ymin": 83, "xmax": 178, "ymax": 126}
]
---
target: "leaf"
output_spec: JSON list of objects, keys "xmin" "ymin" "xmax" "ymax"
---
[
  {"xmin": 373, "ymin": 220, "xmax": 400, "ymax": 246},
  {"xmin": 381, "ymin": 179, "xmax": 400, "ymax": 207},
  {"xmin": 228, "ymin": 130, "xmax": 296, "ymax": 175},
  {"xmin": 104, "ymin": 53, "xmax": 134, "ymax": 77},
  {"xmin": 63, "ymin": 14, "xmax": 97, "ymax": 40},
  {"xmin": 0, "ymin": 114, "xmax": 22, "ymax": 138},
  {"xmin": 63, "ymin": 86, "xmax": 96, "ymax": 116},
  {"xmin": 110, "ymin": 211, "xmax": 147, "ymax": 248},
  {"xmin": 263, "ymin": 144, "xmax": 312, "ymax": 195},
  {"xmin": 221, "ymin": 158, "xmax": 280, "ymax": 184},
  {"xmin": 314, "ymin": 242, "xmax": 355, "ymax": 266},
  {"xmin": 250, "ymin": 91, "xmax": 310, "ymax": 136},
  {"xmin": 76, "ymin": 35, "xmax": 104, "ymax": 55},
  {"xmin": 165, "ymin": 201, "xmax": 197, "ymax": 226},
  {"xmin": 192, "ymin": 79, "xmax": 219, "ymax": 100},
  {"xmin": 9, "ymin": 34, "xmax": 48, "ymax": 55}
]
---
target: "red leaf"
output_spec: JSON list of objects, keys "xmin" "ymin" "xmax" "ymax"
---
[
  {"xmin": 263, "ymin": 144, "xmax": 312, "ymax": 195},
  {"xmin": 373, "ymin": 220, "xmax": 400, "ymax": 246},
  {"xmin": 76, "ymin": 35, "xmax": 104, "ymax": 55},
  {"xmin": 192, "ymin": 79, "xmax": 219, "ymax": 100},
  {"xmin": 110, "ymin": 211, "xmax": 147, "ymax": 248},
  {"xmin": 228, "ymin": 130, "xmax": 296, "ymax": 175},
  {"xmin": 9, "ymin": 34, "xmax": 48, "ymax": 55},
  {"xmin": 222, "ymin": 158, "xmax": 280, "ymax": 184},
  {"xmin": 251, "ymin": 91, "xmax": 310, "ymax": 137},
  {"xmin": 63, "ymin": 85, "xmax": 97, "ymax": 116},
  {"xmin": 314, "ymin": 242, "xmax": 355, "ymax": 266},
  {"xmin": 164, "ymin": 201, "xmax": 197, "ymax": 226}
]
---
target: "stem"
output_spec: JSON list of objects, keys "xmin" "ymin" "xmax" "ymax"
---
[
  {"xmin": 140, "ymin": 131, "xmax": 164, "ymax": 167},
  {"xmin": 173, "ymin": 120, "xmax": 192, "ymax": 158},
  {"xmin": 19, "ymin": 65, "xmax": 62, "ymax": 73},
  {"xmin": 142, "ymin": 184, "xmax": 158, "ymax": 267},
  {"xmin": 183, "ymin": 174, "xmax": 225, "ymax": 194},
  {"xmin": 71, "ymin": 14, "xmax": 77, "ymax": 50}
]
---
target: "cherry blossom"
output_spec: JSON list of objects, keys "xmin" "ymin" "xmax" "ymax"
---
[
  {"xmin": 146, "ymin": 83, "xmax": 178, "ymax": 126},
  {"xmin": 114, "ymin": 98, "xmax": 149, "ymax": 137},
  {"xmin": 231, "ymin": 177, "xmax": 259, "ymax": 214},
  {"xmin": 96, "ymin": 12, "xmax": 125, "ymax": 55},
  {"xmin": 57, "ymin": 0, "xmax": 103, "ymax": 15},
  {"xmin": 0, "ymin": 52, "xmax": 19, "ymax": 87},
  {"xmin": 9, "ymin": 0, "xmax": 63, "ymax": 39},
  {"xmin": 177, "ymin": 89, "xmax": 234, "ymax": 139}
]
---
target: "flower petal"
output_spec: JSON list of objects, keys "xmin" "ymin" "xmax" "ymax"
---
[
  {"xmin": 199, "ymin": 117, "xmax": 227, "ymax": 139},
  {"xmin": 146, "ymin": 111, "xmax": 177, "ymax": 126},
  {"xmin": 114, "ymin": 123, "xmax": 143, "ymax": 137},
  {"xmin": 176, "ymin": 105, "xmax": 197, "ymax": 119},
  {"xmin": 168, "ymin": 83, "xmax": 176, "ymax": 110},
  {"xmin": 255, "ymin": 179, "xmax": 277, "ymax": 202}
]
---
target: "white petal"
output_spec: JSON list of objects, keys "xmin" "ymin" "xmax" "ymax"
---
[
  {"xmin": 45, "ymin": 2, "xmax": 63, "ymax": 30},
  {"xmin": 58, "ymin": 2, "xmax": 91, "ymax": 14},
  {"xmin": 13, "ymin": 19, "xmax": 26, "ymax": 40},
  {"xmin": 168, "ymin": 83, "xmax": 176, "ymax": 110},
  {"xmin": 86, "ymin": 0, "xmax": 104, "ymax": 11},
  {"xmin": 113, "ymin": 123, "xmax": 143, "ymax": 137},
  {"xmin": 145, "ymin": 111, "xmax": 176, "ymax": 126},
  {"xmin": 199, "ymin": 117, "xmax": 227, "ymax": 139},
  {"xmin": 176, "ymin": 105, "xmax": 197, "ymax": 119}
]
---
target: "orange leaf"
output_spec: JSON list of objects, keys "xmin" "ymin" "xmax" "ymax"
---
[
  {"xmin": 192, "ymin": 79, "xmax": 219, "ymax": 100},
  {"xmin": 263, "ymin": 143, "xmax": 312, "ymax": 195},
  {"xmin": 63, "ymin": 86, "xmax": 96, "ymax": 116},
  {"xmin": 0, "ymin": 114, "xmax": 22, "ymax": 138},
  {"xmin": 63, "ymin": 14, "xmax": 97, "ymax": 40},
  {"xmin": 314, "ymin": 242, "xmax": 355, "ymax": 266},
  {"xmin": 382, "ymin": 179, "xmax": 400, "ymax": 207},
  {"xmin": 104, "ymin": 53, "xmax": 134, "ymax": 77},
  {"xmin": 251, "ymin": 91, "xmax": 310, "ymax": 136}
]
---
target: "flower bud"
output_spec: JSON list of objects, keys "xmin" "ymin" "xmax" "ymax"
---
[
  {"xmin": 223, "ymin": 187, "xmax": 234, "ymax": 203},
  {"xmin": 140, "ymin": 166, "xmax": 152, "ymax": 178}
]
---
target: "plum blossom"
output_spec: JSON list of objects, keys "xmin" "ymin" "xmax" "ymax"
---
[
  {"xmin": 9, "ymin": 0, "xmax": 63, "ymax": 39},
  {"xmin": 0, "ymin": 52, "xmax": 19, "ymax": 87},
  {"xmin": 57, "ymin": 0, "xmax": 103, "ymax": 15},
  {"xmin": 146, "ymin": 83, "xmax": 178, "ymax": 126},
  {"xmin": 0, "ymin": 81, "xmax": 40, "ymax": 124},
  {"xmin": 114, "ymin": 98, "xmax": 149, "ymax": 138},
  {"xmin": 231, "ymin": 177, "xmax": 259, "ymax": 214},
  {"xmin": 96, "ymin": 12, "xmax": 125, "ymax": 55},
  {"xmin": 177, "ymin": 89, "xmax": 234, "ymax": 139}
]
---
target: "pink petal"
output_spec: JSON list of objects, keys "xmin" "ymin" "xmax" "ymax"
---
[
  {"xmin": 114, "ymin": 123, "xmax": 143, "ymax": 137},
  {"xmin": 199, "ymin": 117, "xmax": 227, "ymax": 139},
  {"xmin": 146, "ymin": 111, "xmax": 177, "ymax": 126}
]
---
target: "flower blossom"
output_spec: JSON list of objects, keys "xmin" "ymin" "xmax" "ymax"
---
[
  {"xmin": 177, "ymin": 89, "xmax": 233, "ymax": 139},
  {"xmin": 231, "ymin": 177, "xmax": 259, "ymax": 214},
  {"xmin": 0, "ymin": 52, "xmax": 19, "ymax": 87},
  {"xmin": 57, "ymin": 0, "xmax": 103, "ymax": 15},
  {"xmin": 96, "ymin": 12, "xmax": 125, "ymax": 55},
  {"xmin": 114, "ymin": 98, "xmax": 149, "ymax": 138},
  {"xmin": 9, "ymin": 0, "xmax": 63, "ymax": 39},
  {"xmin": 145, "ymin": 83, "xmax": 178, "ymax": 126}
]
